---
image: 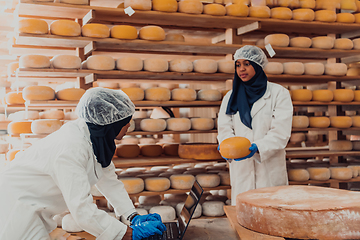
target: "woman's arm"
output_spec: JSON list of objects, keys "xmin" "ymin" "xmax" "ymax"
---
[{"xmin": 217, "ymin": 91, "xmax": 236, "ymax": 144}]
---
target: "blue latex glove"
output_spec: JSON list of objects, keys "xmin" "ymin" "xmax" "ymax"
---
[
  {"xmin": 234, "ymin": 143, "xmax": 258, "ymax": 161},
  {"xmin": 131, "ymin": 221, "xmax": 167, "ymax": 240},
  {"xmin": 131, "ymin": 213, "xmax": 163, "ymax": 226}
]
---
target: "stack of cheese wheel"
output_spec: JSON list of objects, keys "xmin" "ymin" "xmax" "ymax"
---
[
  {"xmin": 283, "ymin": 62, "xmax": 304, "ymax": 75},
  {"xmin": 85, "ymin": 55, "xmax": 115, "ymax": 70},
  {"xmin": 145, "ymin": 87, "xmax": 171, "ymax": 101},
  {"xmin": 292, "ymin": 8, "xmax": 315, "ymax": 21},
  {"xmin": 139, "ymin": 26, "xmax": 165, "ymax": 41},
  {"xmin": 118, "ymin": 177, "xmax": 144, "ymax": 194},
  {"xmin": 226, "ymin": 3, "xmax": 249, "ymax": 17},
  {"xmin": 304, "ymin": 62, "xmax": 325, "ymax": 75},
  {"xmin": 56, "ymin": 88, "xmax": 85, "ymax": 101},
  {"xmin": 22, "ymin": 86, "xmax": 55, "ymax": 101},
  {"xmin": 330, "ymin": 116, "xmax": 352, "ymax": 128},
  {"xmin": 143, "ymin": 58, "xmax": 168, "ymax": 72},
  {"xmin": 270, "ymin": 7, "xmax": 292, "ymax": 20},
  {"xmin": 219, "ymin": 136, "xmax": 251, "ymax": 159},
  {"xmin": 116, "ymin": 144, "xmax": 140, "ymax": 158},
  {"xmin": 264, "ymin": 34, "xmax": 289, "ymax": 47},
  {"xmin": 116, "ymin": 56, "xmax": 143, "ymax": 71},
  {"xmin": 7, "ymin": 121, "xmax": 32, "ymax": 135},
  {"xmin": 329, "ymin": 140, "xmax": 353, "ymax": 151},
  {"xmin": 203, "ymin": 3, "xmax": 226, "ymax": 16},
  {"xmin": 169, "ymin": 59, "xmax": 193, "ymax": 72},
  {"xmin": 31, "ymin": 119, "xmax": 62, "ymax": 135},
  {"xmin": 325, "ymin": 63, "xmax": 347, "ymax": 76},
  {"xmin": 170, "ymin": 174, "xmax": 195, "ymax": 189},
  {"xmin": 292, "ymin": 116, "xmax": 309, "ymax": 128},
  {"xmin": 287, "ymin": 168, "xmax": 310, "ymax": 182},
  {"xmin": 171, "ymin": 88, "xmax": 196, "ymax": 101},
  {"xmin": 50, "ymin": 20, "xmax": 81, "ymax": 36},
  {"xmin": 290, "ymin": 89, "xmax": 312, "ymax": 101},
  {"xmin": 314, "ymin": 9, "xmax": 337, "ymax": 22},
  {"xmin": 19, "ymin": 55, "xmax": 51, "ymax": 69},
  {"xmin": 312, "ymin": 89, "xmax": 333, "ymax": 102},
  {"xmin": 333, "ymin": 89, "xmax": 354, "ymax": 102},
  {"xmin": 152, "ymin": 0, "xmax": 178, "ymax": 12},
  {"xmin": 312, "ymin": 36, "xmax": 334, "ymax": 49},
  {"xmin": 264, "ymin": 62, "xmax": 283, "ymax": 75},
  {"xmin": 124, "ymin": 0, "xmax": 151, "ymax": 10},
  {"xmin": 5, "ymin": 92, "xmax": 25, "ymax": 105},
  {"xmin": 140, "ymin": 118, "xmax": 167, "ymax": 132},
  {"xmin": 51, "ymin": 55, "xmax": 82, "ymax": 69},
  {"xmin": 18, "ymin": 18, "xmax": 48, "ymax": 34},
  {"xmin": 166, "ymin": 118, "xmax": 191, "ymax": 131},
  {"xmin": 197, "ymin": 89, "xmax": 222, "ymax": 101},
  {"xmin": 249, "ymin": 6, "xmax": 271, "ymax": 18},
  {"xmin": 191, "ymin": 118, "xmax": 214, "ymax": 130},
  {"xmin": 111, "ymin": 25, "xmax": 138, "ymax": 39},
  {"xmin": 330, "ymin": 167, "xmax": 353, "ymax": 180},
  {"xmin": 178, "ymin": 143, "xmax": 222, "ymax": 160},
  {"xmin": 178, "ymin": 0, "xmax": 203, "ymax": 14},
  {"xmin": 121, "ymin": 87, "xmax": 145, "ymax": 101},
  {"xmin": 309, "ymin": 116, "xmax": 330, "ymax": 128},
  {"xmin": 82, "ymin": 23, "xmax": 110, "ymax": 38}
]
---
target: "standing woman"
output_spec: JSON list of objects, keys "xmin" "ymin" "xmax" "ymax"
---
[{"xmin": 217, "ymin": 45, "xmax": 293, "ymax": 205}]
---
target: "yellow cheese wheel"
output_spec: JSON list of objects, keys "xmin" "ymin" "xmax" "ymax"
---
[
  {"xmin": 139, "ymin": 26, "xmax": 165, "ymax": 41},
  {"xmin": 140, "ymin": 144, "xmax": 163, "ymax": 157},
  {"xmin": 225, "ymin": 3, "xmax": 249, "ymax": 17},
  {"xmin": 329, "ymin": 140, "xmax": 353, "ymax": 151},
  {"xmin": 164, "ymin": 33, "xmax": 185, "ymax": 42},
  {"xmin": 171, "ymin": 88, "xmax": 196, "ymax": 101},
  {"xmin": 5, "ymin": 92, "xmax": 25, "ymax": 105},
  {"xmin": 264, "ymin": 62, "xmax": 283, "ymax": 75},
  {"xmin": 336, "ymin": 12, "xmax": 355, "ymax": 23},
  {"xmin": 203, "ymin": 3, "xmax": 226, "ymax": 16},
  {"xmin": 124, "ymin": 0, "xmax": 152, "ymax": 10},
  {"xmin": 60, "ymin": 0, "xmax": 88, "ymax": 4},
  {"xmin": 303, "ymin": 62, "xmax": 324, "ymax": 75},
  {"xmin": 145, "ymin": 177, "xmax": 171, "ymax": 191},
  {"xmin": 292, "ymin": 8, "xmax": 315, "ymax": 21},
  {"xmin": 82, "ymin": 23, "xmax": 110, "ymax": 38},
  {"xmin": 333, "ymin": 89, "xmax": 355, "ymax": 102},
  {"xmin": 110, "ymin": 25, "xmax": 138, "ymax": 39},
  {"xmin": 292, "ymin": 116, "xmax": 309, "ymax": 128},
  {"xmin": 31, "ymin": 119, "xmax": 62, "ymax": 135},
  {"xmin": 288, "ymin": 169, "xmax": 310, "ymax": 181},
  {"xmin": 121, "ymin": 87, "xmax": 144, "ymax": 101},
  {"xmin": 7, "ymin": 149, "xmax": 21, "ymax": 161},
  {"xmin": 264, "ymin": 34, "xmax": 290, "ymax": 47},
  {"xmin": 140, "ymin": 119, "xmax": 167, "ymax": 131},
  {"xmin": 271, "ymin": 7, "xmax": 292, "ymax": 20},
  {"xmin": 308, "ymin": 117, "xmax": 330, "ymax": 128},
  {"xmin": 170, "ymin": 174, "xmax": 196, "ymax": 189},
  {"xmin": 169, "ymin": 59, "xmax": 193, "ymax": 72},
  {"xmin": 116, "ymin": 56, "xmax": 143, "ymax": 71},
  {"xmin": 40, "ymin": 110, "xmax": 65, "ymax": 120},
  {"xmin": 325, "ymin": 63, "xmax": 347, "ymax": 76},
  {"xmin": 56, "ymin": 88, "xmax": 85, "ymax": 101},
  {"xmin": 346, "ymin": 67, "xmax": 360, "ymax": 76},
  {"xmin": 116, "ymin": 144, "xmax": 140, "ymax": 158},
  {"xmin": 143, "ymin": 58, "xmax": 168, "ymax": 72},
  {"xmin": 354, "ymin": 13, "xmax": 360, "ymax": 23},
  {"xmin": 119, "ymin": 177, "xmax": 144, "ymax": 194},
  {"xmin": 19, "ymin": 55, "xmax": 51, "ymax": 69},
  {"xmin": 86, "ymin": 55, "xmax": 115, "ymax": 70},
  {"xmin": 333, "ymin": 38, "xmax": 353, "ymax": 50},
  {"xmin": 22, "ymin": 86, "xmax": 55, "ymax": 101},
  {"xmin": 217, "ymin": 60, "xmax": 234, "ymax": 73},
  {"xmin": 162, "ymin": 143, "xmax": 179, "ymax": 156},
  {"xmin": 249, "ymin": 6, "xmax": 271, "ymax": 18},
  {"xmin": 145, "ymin": 87, "xmax": 171, "ymax": 101},
  {"xmin": 197, "ymin": 89, "xmax": 222, "ymax": 101},
  {"xmin": 219, "ymin": 136, "xmax": 251, "ymax": 159},
  {"xmin": 283, "ymin": 62, "xmax": 304, "ymax": 75},
  {"xmin": 354, "ymin": 90, "xmax": 360, "ymax": 101},
  {"xmin": 193, "ymin": 59, "xmax": 218, "ymax": 73},
  {"xmin": 330, "ymin": 116, "xmax": 353, "ymax": 128},
  {"xmin": 291, "ymin": 89, "xmax": 312, "ymax": 101},
  {"xmin": 196, "ymin": 174, "xmax": 220, "ymax": 188},
  {"xmin": 178, "ymin": 0, "xmax": 203, "ymax": 14},
  {"xmin": 7, "ymin": 62, "xmax": 19, "ymax": 76},
  {"xmin": 8, "ymin": 121, "xmax": 32, "ymax": 134},
  {"xmin": 311, "ymin": 36, "xmax": 334, "ymax": 49},
  {"xmin": 18, "ymin": 18, "xmax": 48, "ymax": 34},
  {"xmin": 178, "ymin": 143, "xmax": 222, "ymax": 160},
  {"xmin": 50, "ymin": 20, "xmax": 81, "ymax": 36},
  {"xmin": 351, "ymin": 116, "xmax": 360, "ymax": 127},
  {"xmin": 289, "ymin": 37, "xmax": 312, "ymax": 48},
  {"xmin": 314, "ymin": 10, "xmax": 337, "ymax": 22},
  {"xmin": 51, "ymin": 55, "xmax": 81, "ymax": 69},
  {"xmin": 330, "ymin": 167, "xmax": 353, "ymax": 180},
  {"xmin": 191, "ymin": 118, "xmax": 214, "ymax": 130},
  {"xmin": 340, "ymin": 0, "xmax": 357, "ymax": 10},
  {"xmin": 307, "ymin": 167, "xmax": 330, "ymax": 180},
  {"xmin": 152, "ymin": 0, "xmax": 178, "ymax": 12},
  {"xmin": 166, "ymin": 118, "xmax": 191, "ymax": 131},
  {"xmin": 312, "ymin": 89, "xmax": 333, "ymax": 102},
  {"xmin": 299, "ymin": 0, "xmax": 315, "ymax": 8}
]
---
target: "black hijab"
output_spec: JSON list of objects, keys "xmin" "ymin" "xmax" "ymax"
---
[
  {"xmin": 86, "ymin": 116, "xmax": 132, "ymax": 168},
  {"xmin": 226, "ymin": 61, "xmax": 268, "ymax": 129}
]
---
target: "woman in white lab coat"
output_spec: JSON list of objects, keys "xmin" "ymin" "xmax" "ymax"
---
[
  {"xmin": 0, "ymin": 88, "xmax": 165, "ymax": 240},
  {"xmin": 217, "ymin": 46, "xmax": 293, "ymax": 205}
]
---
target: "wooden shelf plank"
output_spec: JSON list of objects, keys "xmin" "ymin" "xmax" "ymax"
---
[
  {"xmin": 293, "ymin": 101, "xmax": 360, "ymax": 106},
  {"xmin": 289, "ymin": 176, "xmax": 360, "ymax": 185},
  {"xmin": 292, "ymin": 127, "xmax": 360, "ymax": 132},
  {"xmin": 128, "ymin": 129, "xmax": 217, "ymax": 135},
  {"xmin": 285, "ymin": 149, "xmax": 360, "ymax": 158}
]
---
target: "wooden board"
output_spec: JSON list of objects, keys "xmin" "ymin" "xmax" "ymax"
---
[{"xmin": 224, "ymin": 206, "xmax": 285, "ymax": 240}]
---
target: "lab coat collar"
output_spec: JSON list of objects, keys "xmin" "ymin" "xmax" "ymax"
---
[{"xmin": 251, "ymin": 82, "xmax": 271, "ymax": 118}]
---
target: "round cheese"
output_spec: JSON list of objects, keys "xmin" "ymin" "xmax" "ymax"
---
[
  {"xmin": 40, "ymin": 110, "xmax": 65, "ymax": 120},
  {"xmin": 152, "ymin": 0, "xmax": 178, "ymax": 12},
  {"xmin": 162, "ymin": 143, "xmax": 179, "ymax": 156},
  {"xmin": 334, "ymin": 38, "xmax": 353, "ymax": 50},
  {"xmin": 217, "ymin": 59, "xmax": 234, "ymax": 73},
  {"xmin": 139, "ymin": 26, "xmax": 166, "ymax": 41},
  {"xmin": 178, "ymin": 143, "xmax": 222, "ymax": 160},
  {"xmin": 303, "ymin": 62, "xmax": 325, "ymax": 75},
  {"xmin": 203, "ymin": 3, "xmax": 226, "ymax": 16},
  {"xmin": 145, "ymin": 177, "xmax": 171, "ymax": 191},
  {"xmin": 219, "ymin": 136, "xmax": 251, "ymax": 159},
  {"xmin": 264, "ymin": 62, "xmax": 283, "ymax": 75},
  {"xmin": 18, "ymin": 18, "xmax": 48, "ymax": 34},
  {"xmin": 50, "ymin": 20, "xmax": 81, "ymax": 36},
  {"xmin": 169, "ymin": 59, "xmax": 193, "ymax": 72},
  {"xmin": 193, "ymin": 59, "xmax": 217, "ymax": 73},
  {"xmin": 329, "ymin": 140, "xmax": 353, "ymax": 151},
  {"xmin": 140, "ymin": 118, "xmax": 167, "ymax": 131},
  {"xmin": 291, "ymin": 89, "xmax": 312, "ymax": 101},
  {"xmin": 51, "ymin": 55, "xmax": 81, "ymax": 69},
  {"xmin": 311, "ymin": 36, "xmax": 334, "ymax": 49},
  {"xmin": 202, "ymin": 201, "xmax": 225, "ymax": 217},
  {"xmin": 324, "ymin": 63, "xmax": 347, "ymax": 76},
  {"xmin": 354, "ymin": 90, "xmax": 360, "ymax": 101},
  {"xmin": 116, "ymin": 56, "xmax": 143, "ymax": 71},
  {"xmin": 86, "ymin": 55, "xmax": 115, "ymax": 70},
  {"xmin": 171, "ymin": 88, "xmax": 196, "ymax": 101},
  {"xmin": 165, "ymin": 33, "xmax": 185, "ymax": 42},
  {"xmin": 330, "ymin": 167, "xmax": 353, "ymax": 180},
  {"xmin": 307, "ymin": 167, "xmax": 331, "ymax": 180},
  {"xmin": 19, "ymin": 55, "xmax": 50, "ymax": 69},
  {"xmin": 351, "ymin": 116, "xmax": 360, "ymax": 127},
  {"xmin": 289, "ymin": 37, "xmax": 312, "ymax": 48},
  {"xmin": 299, "ymin": 0, "xmax": 315, "ymax": 8},
  {"xmin": 330, "ymin": 116, "xmax": 353, "ymax": 128},
  {"xmin": 166, "ymin": 118, "xmax": 191, "ymax": 131},
  {"xmin": 249, "ymin": 6, "xmax": 271, "ymax": 18},
  {"xmin": 149, "ymin": 206, "xmax": 176, "ymax": 222},
  {"xmin": 196, "ymin": 174, "xmax": 220, "ymax": 188},
  {"xmin": 191, "ymin": 118, "xmax": 214, "ymax": 130},
  {"xmin": 31, "ymin": 119, "xmax": 62, "ymax": 134},
  {"xmin": 5, "ymin": 92, "xmax": 25, "ymax": 105},
  {"xmin": 116, "ymin": 144, "xmax": 140, "ymax": 158},
  {"xmin": 197, "ymin": 89, "xmax": 222, "ymax": 101},
  {"xmin": 308, "ymin": 117, "xmax": 330, "ymax": 128},
  {"xmin": 352, "ymin": 38, "xmax": 360, "ymax": 50},
  {"xmin": 8, "ymin": 121, "xmax": 32, "ymax": 134},
  {"xmin": 354, "ymin": 13, "xmax": 360, "ymax": 23},
  {"xmin": 312, "ymin": 89, "xmax": 333, "ymax": 102},
  {"xmin": 270, "ymin": 7, "xmax": 292, "ymax": 20},
  {"xmin": 143, "ymin": 58, "xmax": 168, "ymax": 72},
  {"xmin": 218, "ymin": 171, "xmax": 230, "ymax": 185},
  {"xmin": 264, "ymin": 34, "xmax": 290, "ymax": 47},
  {"xmin": 178, "ymin": 0, "xmax": 203, "ymax": 14},
  {"xmin": 145, "ymin": 87, "xmax": 171, "ymax": 101},
  {"xmin": 56, "ymin": 88, "xmax": 85, "ymax": 101},
  {"xmin": 333, "ymin": 89, "xmax": 355, "ymax": 102},
  {"xmin": 314, "ymin": 10, "xmax": 337, "ymax": 22},
  {"xmin": 118, "ymin": 177, "xmax": 144, "ymax": 194},
  {"xmin": 226, "ymin": 3, "xmax": 249, "ymax": 17},
  {"xmin": 347, "ymin": 165, "xmax": 359, "ymax": 177},
  {"xmin": 22, "ymin": 86, "xmax": 55, "ymax": 101},
  {"xmin": 346, "ymin": 67, "xmax": 360, "ymax": 76},
  {"xmin": 121, "ymin": 87, "xmax": 144, "ymax": 101},
  {"xmin": 340, "ymin": 0, "xmax": 357, "ymax": 10},
  {"xmin": 82, "ymin": 23, "xmax": 110, "ymax": 38},
  {"xmin": 110, "ymin": 25, "xmax": 138, "ymax": 39},
  {"xmin": 124, "ymin": 0, "xmax": 152, "ymax": 10},
  {"xmin": 336, "ymin": 12, "xmax": 355, "ymax": 23},
  {"xmin": 170, "ymin": 174, "xmax": 196, "ymax": 189},
  {"xmin": 283, "ymin": 62, "xmax": 304, "ymax": 75},
  {"xmin": 288, "ymin": 168, "xmax": 310, "ymax": 181},
  {"xmin": 292, "ymin": 116, "xmax": 309, "ymax": 128},
  {"xmin": 292, "ymin": 8, "xmax": 315, "ymax": 21}
]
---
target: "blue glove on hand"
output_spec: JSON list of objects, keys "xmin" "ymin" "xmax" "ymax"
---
[
  {"xmin": 131, "ymin": 220, "xmax": 167, "ymax": 240},
  {"xmin": 234, "ymin": 143, "xmax": 258, "ymax": 161},
  {"xmin": 131, "ymin": 213, "xmax": 162, "ymax": 226}
]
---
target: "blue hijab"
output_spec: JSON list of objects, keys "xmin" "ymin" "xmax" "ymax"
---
[
  {"xmin": 86, "ymin": 116, "xmax": 132, "ymax": 168},
  {"xmin": 226, "ymin": 61, "xmax": 268, "ymax": 129}
]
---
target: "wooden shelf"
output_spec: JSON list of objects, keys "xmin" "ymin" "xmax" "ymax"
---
[
  {"xmin": 289, "ymin": 176, "xmax": 360, "ymax": 185},
  {"xmin": 285, "ymin": 149, "xmax": 360, "ymax": 158},
  {"xmin": 291, "ymin": 127, "xmax": 360, "ymax": 132},
  {"xmin": 128, "ymin": 129, "xmax": 217, "ymax": 135},
  {"xmin": 293, "ymin": 101, "xmax": 360, "ymax": 106}
]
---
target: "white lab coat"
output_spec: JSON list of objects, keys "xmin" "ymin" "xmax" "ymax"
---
[
  {"xmin": 217, "ymin": 82, "xmax": 293, "ymax": 205},
  {"xmin": 0, "ymin": 118, "xmax": 135, "ymax": 240}
]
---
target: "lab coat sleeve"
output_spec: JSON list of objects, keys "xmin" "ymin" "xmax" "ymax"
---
[
  {"xmin": 52, "ymin": 149, "xmax": 128, "ymax": 240},
  {"xmin": 217, "ymin": 91, "xmax": 236, "ymax": 144},
  {"xmin": 254, "ymin": 87, "xmax": 293, "ymax": 162},
  {"xmin": 95, "ymin": 162, "xmax": 136, "ymax": 221}
]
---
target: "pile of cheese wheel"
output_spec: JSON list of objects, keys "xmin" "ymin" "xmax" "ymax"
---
[{"xmin": 291, "ymin": 88, "xmax": 360, "ymax": 102}]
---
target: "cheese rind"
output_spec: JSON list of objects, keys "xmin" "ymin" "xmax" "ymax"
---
[
  {"xmin": 336, "ymin": 12, "xmax": 355, "ymax": 23},
  {"xmin": 197, "ymin": 89, "xmax": 222, "ymax": 101},
  {"xmin": 50, "ymin": 20, "xmax": 81, "ymax": 36},
  {"xmin": 264, "ymin": 34, "xmax": 289, "ymax": 47},
  {"xmin": 140, "ymin": 119, "xmax": 167, "ymax": 132},
  {"xmin": 170, "ymin": 174, "xmax": 196, "ymax": 189},
  {"xmin": 110, "ymin": 25, "xmax": 138, "ymax": 39},
  {"xmin": 178, "ymin": 143, "xmax": 222, "ymax": 160},
  {"xmin": 249, "ymin": 6, "xmax": 271, "ymax": 18},
  {"xmin": 333, "ymin": 89, "xmax": 355, "ymax": 102},
  {"xmin": 82, "ymin": 23, "xmax": 110, "ymax": 38},
  {"xmin": 329, "ymin": 116, "xmax": 353, "ymax": 128},
  {"xmin": 219, "ymin": 136, "xmax": 251, "ymax": 159},
  {"xmin": 203, "ymin": 3, "xmax": 226, "ymax": 16},
  {"xmin": 292, "ymin": 116, "xmax": 309, "ymax": 128},
  {"xmin": 171, "ymin": 88, "xmax": 196, "ymax": 101},
  {"xmin": 193, "ymin": 59, "xmax": 218, "ymax": 73},
  {"xmin": 169, "ymin": 59, "xmax": 193, "ymax": 72},
  {"xmin": 124, "ymin": 0, "xmax": 152, "ymax": 10},
  {"xmin": 139, "ymin": 26, "xmax": 166, "ymax": 41},
  {"xmin": 291, "ymin": 89, "xmax": 312, "ymax": 101},
  {"xmin": 333, "ymin": 38, "xmax": 354, "ymax": 50},
  {"xmin": 325, "ymin": 63, "xmax": 347, "ymax": 76},
  {"xmin": 303, "ymin": 62, "xmax": 324, "ymax": 75},
  {"xmin": 264, "ymin": 62, "xmax": 283, "ymax": 75},
  {"xmin": 19, "ymin": 55, "xmax": 50, "ymax": 69},
  {"xmin": 292, "ymin": 8, "xmax": 315, "ymax": 21},
  {"xmin": 18, "ymin": 18, "xmax": 48, "ymax": 34},
  {"xmin": 314, "ymin": 9, "xmax": 337, "ymax": 22},
  {"xmin": 31, "ymin": 119, "xmax": 62, "ymax": 134},
  {"xmin": 143, "ymin": 58, "xmax": 168, "ymax": 72},
  {"xmin": 51, "ymin": 55, "xmax": 81, "ymax": 69},
  {"xmin": 270, "ymin": 7, "xmax": 292, "ymax": 20},
  {"xmin": 289, "ymin": 37, "xmax": 312, "ymax": 48},
  {"xmin": 311, "ymin": 89, "xmax": 333, "ymax": 102},
  {"xmin": 308, "ymin": 116, "xmax": 330, "ymax": 128},
  {"xmin": 145, "ymin": 87, "xmax": 171, "ymax": 101},
  {"xmin": 311, "ymin": 36, "xmax": 334, "ymax": 49},
  {"xmin": 283, "ymin": 62, "xmax": 304, "ymax": 75},
  {"xmin": 116, "ymin": 56, "xmax": 143, "ymax": 71},
  {"xmin": 178, "ymin": 0, "xmax": 203, "ymax": 14},
  {"xmin": 119, "ymin": 177, "xmax": 144, "ymax": 194},
  {"xmin": 86, "ymin": 55, "xmax": 115, "ymax": 70},
  {"xmin": 121, "ymin": 87, "xmax": 145, "ymax": 101},
  {"xmin": 152, "ymin": 0, "xmax": 178, "ymax": 12},
  {"xmin": 145, "ymin": 177, "xmax": 171, "ymax": 191},
  {"xmin": 287, "ymin": 169, "xmax": 310, "ymax": 181},
  {"xmin": 22, "ymin": 86, "xmax": 55, "ymax": 101},
  {"xmin": 226, "ymin": 3, "xmax": 249, "ymax": 17},
  {"xmin": 190, "ymin": 118, "xmax": 214, "ymax": 130},
  {"xmin": 166, "ymin": 118, "xmax": 191, "ymax": 131},
  {"xmin": 330, "ymin": 167, "xmax": 353, "ymax": 180},
  {"xmin": 217, "ymin": 60, "xmax": 234, "ymax": 73}
]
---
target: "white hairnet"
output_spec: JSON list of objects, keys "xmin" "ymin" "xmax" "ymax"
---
[
  {"xmin": 233, "ymin": 45, "xmax": 268, "ymax": 69},
  {"xmin": 76, "ymin": 87, "xmax": 135, "ymax": 126}
]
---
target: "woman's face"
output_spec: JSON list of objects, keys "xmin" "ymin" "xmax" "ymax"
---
[
  {"xmin": 236, "ymin": 59, "xmax": 256, "ymax": 82},
  {"xmin": 116, "ymin": 122, "xmax": 130, "ymax": 140}
]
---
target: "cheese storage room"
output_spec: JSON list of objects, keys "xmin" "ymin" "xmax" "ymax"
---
[{"xmin": 0, "ymin": 0, "xmax": 360, "ymax": 239}]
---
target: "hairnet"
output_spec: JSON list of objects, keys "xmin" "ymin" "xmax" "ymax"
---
[
  {"xmin": 76, "ymin": 87, "xmax": 135, "ymax": 126},
  {"xmin": 233, "ymin": 45, "xmax": 268, "ymax": 69}
]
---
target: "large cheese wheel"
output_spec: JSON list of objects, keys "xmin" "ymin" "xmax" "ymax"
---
[
  {"xmin": 307, "ymin": 167, "xmax": 331, "ymax": 180},
  {"xmin": 354, "ymin": 90, "xmax": 360, "ymax": 101},
  {"xmin": 193, "ymin": 59, "xmax": 217, "ymax": 73},
  {"xmin": 287, "ymin": 168, "xmax": 310, "ymax": 181},
  {"xmin": 291, "ymin": 89, "xmax": 312, "ymax": 101},
  {"xmin": 225, "ymin": 3, "xmax": 249, "ymax": 17},
  {"xmin": 121, "ymin": 87, "xmax": 144, "ymax": 101},
  {"xmin": 330, "ymin": 167, "xmax": 353, "ymax": 180},
  {"xmin": 162, "ymin": 143, "xmax": 179, "ymax": 156},
  {"xmin": 264, "ymin": 62, "xmax": 283, "ymax": 75},
  {"xmin": 152, "ymin": 0, "xmax": 178, "ymax": 12},
  {"xmin": 324, "ymin": 63, "xmax": 347, "ymax": 76},
  {"xmin": 311, "ymin": 36, "xmax": 334, "ymax": 49},
  {"xmin": 119, "ymin": 177, "xmax": 144, "ymax": 194},
  {"xmin": 352, "ymin": 38, "xmax": 360, "ymax": 50},
  {"xmin": 171, "ymin": 88, "xmax": 196, "ymax": 101},
  {"xmin": 264, "ymin": 34, "xmax": 289, "ymax": 47},
  {"xmin": 217, "ymin": 60, "xmax": 234, "ymax": 73},
  {"xmin": 31, "ymin": 119, "xmax": 62, "ymax": 134},
  {"xmin": 308, "ymin": 116, "xmax": 330, "ymax": 128},
  {"xmin": 330, "ymin": 116, "xmax": 353, "ymax": 128},
  {"xmin": 178, "ymin": 143, "xmax": 222, "ymax": 160},
  {"xmin": 351, "ymin": 116, "xmax": 360, "ymax": 127},
  {"xmin": 292, "ymin": 116, "xmax": 309, "ymax": 128},
  {"xmin": 334, "ymin": 38, "xmax": 353, "ymax": 50},
  {"xmin": 86, "ymin": 55, "xmax": 115, "ymax": 70},
  {"xmin": 145, "ymin": 177, "xmax": 171, "ymax": 191},
  {"xmin": 82, "ymin": 23, "xmax": 110, "ymax": 38},
  {"xmin": 169, "ymin": 59, "xmax": 193, "ymax": 72},
  {"xmin": 56, "ymin": 88, "xmax": 85, "ymax": 101},
  {"xmin": 143, "ymin": 58, "xmax": 168, "ymax": 72},
  {"xmin": 249, "ymin": 6, "xmax": 270, "ymax": 18},
  {"xmin": 40, "ymin": 110, "xmax": 65, "ymax": 120},
  {"xmin": 124, "ymin": 0, "xmax": 151, "ymax": 10},
  {"xmin": 51, "ymin": 55, "xmax": 81, "ymax": 69},
  {"xmin": 329, "ymin": 140, "xmax": 353, "ymax": 151},
  {"xmin": 203, "ymin": 3, "xmax": 226, "ymax": 16},
  {"xmin": 18, "ymin": 18, "xmax": 48, "ymax": 34},
  {"xmin": 116, "ymin": 56, "xmax": 143, "ymax": 71},
  {"xmin": 166, "ymin": 118, "xmax": 191, "ymax": 131},
  {"xmin": 289, "ymin": 37, "xmax": 312, "ymax": 48},
  {"xmin": 19, "ymin": 55, "xmax": 50, "ymax": 69},
  {"xmin": 50, "ymin": 20, "xmax": 81, "ymax": 36},
  {"xmin": 283, "ymin": 62, "xmax": 304, "ymax": 75},
  {"xmin": 219, "ymin": 137, "xmax": 251, "ymax": 159},
  {"xmin": 116, "ymin": 144, "xmax": 140, "ymax": 158},
  {"xmin": 191, "ymin": 118, "xmax": 214, "ymax": 130},
  {"xmin": 336, "ymin": 12, "xmax": 355, "ymax": 23},
  {"xmin": 303, "ymin": 62, "xmax": 324, "ymax": 75},
  {"xmin": 333, "ymin": 89, "xmax": 354, "ymax": 102},
  {"xmin": 145, "ymin": 87, "xmax": 171, "ymax": 101},
  {"xmin": 197, "ymin": 89, "xmax": 222, "ymax": 101},
  {"xmin": 314, "ymin": 9, "xmax": 337, "ymax": 22},
  {"xmin": 140, "ymin": 119, "xmax": 167, "ymax": 132},
  {"xmin": 139, "ymin": 26, "xmax": 165, "ymax": 41},
  {"xmin": 196, "ymin": 174, "xmax": 220, "ymax": 188},
  {"xmin": 22, "ymin": 86, "xmax": 55, "ymax": 101},
  {"xmin": 170, "ymin": 174, "xmax": 195, "ymax": 189},
  {"xmin": 110, "ymin": 25, "xmax": 138, "ymax": 39},
  {"xmin": 178, "ymin": 0, "xmax": 203, "ymax": 14},
  {"xmin": 5, "ymin": 92, "xmax": 25, "ymax": 105},
  {"xmin": 299, "ymin": 0, "xmax": 315, "ymax": 8},
  {"xmin": 7, "ymin": 121, "xmax": 32, "ymax": 135},
  {"xmin": 164, "ymin": 33, "xmax": 185, "ymax": 42},
  {"xmin": 292, "ymin": 8, "xmax": 315, "ymax": 21},
  {"xmin": 311, "ymin": 89, "xmax": 333, "ymax": 102},
  {"xmin": 270, "ymin": 7, "xmax": 292, "ymax": 20}
]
